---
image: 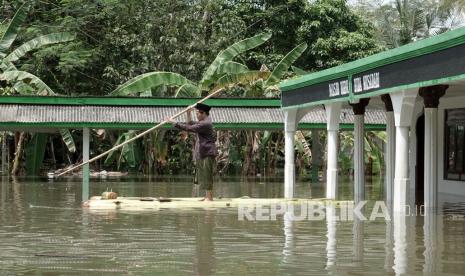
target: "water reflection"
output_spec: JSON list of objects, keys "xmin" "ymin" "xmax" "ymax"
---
[
  {"xmin": 384, "ymin": 221, "xmax": 394, "ymax": 273},
  {"xmin": 193, "ymin": 210, "xmax": 215, "ymax": 276},
  {"xmin": 352, "ymin": 216, "xmax": 364, "ymax": 267},
  {"xmin": 281, "ymin": 204, "xmax": 295, "ymax": 265},
  {"xmin": 1, "ymin": 177, "xmax": 465, "ymax": 275},
  {"xmin": 325, "ymin": 204, "xmax": 337, "ymax": 270},
  {"xmin": 423, "ymin": 211, "xmax": 441, "ymax": 273}
]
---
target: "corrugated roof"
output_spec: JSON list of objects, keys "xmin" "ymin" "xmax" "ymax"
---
[{"xmin": 0, "ymin": 104, "xmax": 386, "ymax": 128}]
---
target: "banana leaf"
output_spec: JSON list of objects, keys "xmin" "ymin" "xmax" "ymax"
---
[
  {"xmin": 0, "ymin": 70, "xmax": 56, "ymax": 95},
  {"xmin": 199, "ymin": 32, "xmax": 271, "ymax": 89},
  {"xmin": 4, "ymin": 32, "xmax": 76, "ymax": 63},
  {"xmin": 25, "ymin": 133, "xmax": 48, "ymax": 176},
  {"xmin": 104, "ymin": 134, "xmax": 124, "ymax": 166},
  {"xmin": 12, "ymin": 81, "xmax": 34, "ymax": 94},
  {"xmin": 214, "ymin": 71, "xmax": 270, "ymax": 89},
  {"xmin": 59, "ymin": 129, "xmax": 76, "ymax": 153},
  {"xmin": 0, "ymin": 3, "xmax": 29, "ymax": 53},
  {"xmin": 216, "ymin": 61, "xmax": 249, "ymax": 75},
  {"xmin": 265, "ymin": 42, "xmax": 307, "ymax": 86},
  {"xmin": 291, "ymin": 66, "xmax": 308, "ymax": 76},
  {"xmin": 120, "ymin": 132, "xmax": 139, "ymax": 169},
  {"xmin": 175, "ymin": 83, "xmax": 201, "ymax": 97},
  {"xmin": 111, "ymin": 72, "xmax": 193, "ymax": 95},
  {"xmin": 104, "ymin": 131, "xmax": 142, "ymax": 170}
]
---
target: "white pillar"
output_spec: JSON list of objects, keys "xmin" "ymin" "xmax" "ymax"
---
[
  {"xmin": 325, "ymin": 103, "xmax": 342, "ymax": 199},
  {"xmin": 424, "ymin": 108, "xmax": 438, "ymax": 210},
  {"xmin": 354, "ymin": 114, "xmax": 365, "ymax": 203},
  {"xmin": 385, "ymin": 111, "xmax": 396, "ymax": 210},
  {"xmin": 391, "ymin": 91, "xmax": 417, "ymax": 213},
  {"xmin": 284, "ymin": 130, "xmax": 295, "ymax": 199},
  {"xmin": 284, "ymin": 110, "xmax": 298, "ymax": 199},
  {"xmin": 419, "ymin": 85, "xmax": 447, "ymax": 211},
  {"xmin": 393, "ymin": 126, "xmax": 409, "ymax": 213},
  {"xmin": 284, "ymin": 108, "xmax": 312, "ymax": 199},
  {"xmin": 82, "ymin": 128, "xmax": 90, "ymax": 201}
]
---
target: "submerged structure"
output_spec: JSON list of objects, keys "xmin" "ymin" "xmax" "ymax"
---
[
  {"xmin": 0, "ymin": 96, "xmax": 385, "ymax": 200},
  {"xmin": 280, "ymin": 26, "xmax": 465, "ymax": 212}
]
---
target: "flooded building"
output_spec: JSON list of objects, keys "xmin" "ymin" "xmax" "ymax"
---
[{"xmin": 280, "ymin": 26, "xmax": 465, "ymax": 212}]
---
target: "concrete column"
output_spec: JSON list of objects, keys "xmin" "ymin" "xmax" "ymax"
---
[
  {"xmin": 394, "ymin": 126, "xmax": 409, "ymax": 212},
  {"xmin": 350, "ymin": 99, "xmax": 369, "ymax": 203},
  {"xmin": 284, "ymin": 108, "xmax": 312, "ymax": 199},
  {"xmin": 424, "ymin": 108, "xmax": 437, "ymax": 209},
  {"xmin": 284, "ymin": 129, "xmax": 296, "ymax": 199},
  {"xmin": 354, "ymin": 115, "xmax": 365, "ymax": 202},
  {"xmin": 284, "ymin": 109, "xmax": 298, "ymax": 199},
  {"xmin": 391, "ymin": 91, "xmax": 417, "ymax": 213},
  {"xmin": 325, "ymin": 103, "xmax": 342, "ymax": 199},
  {"xmin": 82, "ymin": 128, "xmax": 90, "ymax": 201},
  {"xmin": 381, "ymin": 95, "xmax": 395, "ymax": 210},
  {"xmin": 419, "ymin": 85, "xmax": 447, "ymax": 211}
]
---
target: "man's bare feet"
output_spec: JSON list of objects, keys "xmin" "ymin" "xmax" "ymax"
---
[{"xmin": 199, "ymin": 197, "xmax": 213, "ymax": 201}]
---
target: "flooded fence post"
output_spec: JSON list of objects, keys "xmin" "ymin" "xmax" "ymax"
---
[{"xmin": 82, "ymin": 128, "xmax": 90, "ymax": 201}]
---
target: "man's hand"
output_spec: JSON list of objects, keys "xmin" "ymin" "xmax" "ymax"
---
[
  {"xmin": 165, "ymin": 117, "xmax": 175, "ymax": 124},
  {"xmin": 186, "ymin": 108, "xmax": 193, "ymax": 122}
]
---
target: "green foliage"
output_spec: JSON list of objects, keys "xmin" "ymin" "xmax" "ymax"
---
[
  {"xmin": 350, "ymin": 0, "xmax": 463, "ymax": 48},
  {"xmin": 0, "ymin": 70, "xmax": 55, "ymax": 95},
  {"xmin": 0, "ymin": 0, "xmax": 388, "ymax": 176},
  {"xmin": 0, "ymin": 3, "xmax": 29, "ymax": 53},
  {"xmin": 104, "ymin": 130, "xmax": 142, "ymax": 170},
  {"xmin": 111, "ymin": 72, "xmax": 194, "ymax": 96},
  {"xmin": 297, "ymin": 0, "xmax": 383, "ymax": 69},
  {"xmin": 199, "ymin": 32, "xmax": 271, "ymax": 89},
  {"xmin": 265, "ymin": 42, "xmax": 307, "ymax": 86},
  {"xmin": 25, "ymin": 133, "xmax": 48, "ymax": 176},
  {"xmin": 59, "ymin": 129, "xmax": 76, "ymax": 153}
]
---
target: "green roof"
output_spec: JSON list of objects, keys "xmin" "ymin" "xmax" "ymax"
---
[
  {"xmin": 280, "ymin": 26, "xmax": 465, "ymax": 92},
  {"xmin": 0, "ymin": 95, "xmax": 281, "ymax": 107}
]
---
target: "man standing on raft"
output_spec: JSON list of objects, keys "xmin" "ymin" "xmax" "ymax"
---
[{"xmin": 166, "ymin": 103, "xmax": 217, "ymax": 201}]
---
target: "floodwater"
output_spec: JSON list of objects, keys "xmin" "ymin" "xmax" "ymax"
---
[{"xmin": 0, "ymin": 175, "xmax": 464, "ymax": 275}]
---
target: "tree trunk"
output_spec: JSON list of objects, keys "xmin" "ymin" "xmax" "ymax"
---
[
  {"xmin": 11, "ymin": 132, "xmax": 25, "ymax": 176},
  {"xmin": 1, "ymin": 131, "xmax": 6, "ymax": 175},
  {"xmin": 49, "ymin": 136, "xmax": 56, "ymax": 169}
]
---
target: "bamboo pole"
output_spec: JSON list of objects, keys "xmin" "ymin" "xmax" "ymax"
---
[{"xmin": 55, "ymin": 87, "xmax": 225, "ymax": 178}]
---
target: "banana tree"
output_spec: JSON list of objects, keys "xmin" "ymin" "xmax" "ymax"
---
[
  {"xmin": 108, "ymin": 33, "xmax": 273, "ymax": 173},
  {"xmin": 110, "ymin": 32, "xmax": 272, "ymax": 97},
  {"xmin": 0, "ymin": 3, "xmax": 76, "ymax": 175},
  {"xmin": 103, "ymin": 130, "xmax": 143, "ymax": 171}
]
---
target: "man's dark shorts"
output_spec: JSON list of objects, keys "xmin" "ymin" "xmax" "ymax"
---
[{"xmin": 196, "ymin": 156, "xmax": 214, "ymax": 190}]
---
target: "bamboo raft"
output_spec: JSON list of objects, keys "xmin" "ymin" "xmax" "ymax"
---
[{"xmin": 83, "ymin": 196, "xmax": 339, "ymax": 210}]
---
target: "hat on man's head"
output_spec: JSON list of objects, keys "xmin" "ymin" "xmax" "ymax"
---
[{"xmin": 195, "ymin": 103, "xmax": 211, "ymax": 115}]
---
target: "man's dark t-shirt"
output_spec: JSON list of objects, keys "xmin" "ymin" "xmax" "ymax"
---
[{"xmin": 174, "ymin": 116, "xmax": 217, "ymax": 160}]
